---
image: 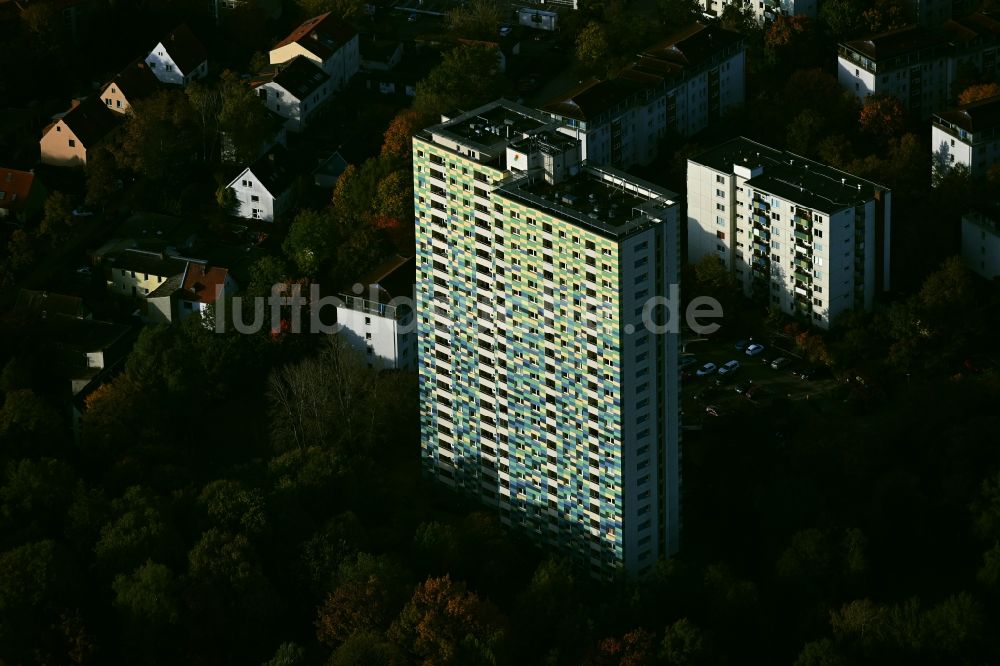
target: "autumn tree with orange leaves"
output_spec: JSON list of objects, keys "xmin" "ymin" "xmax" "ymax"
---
[
  {"xmin": 388, "ymin": 575, "xmax": 507, "ymax": 665},
  {"xmin": 859, "ymin": 94, "xmax": 906, "ymax": 138},
  {"xmin": 958, "ymin": 83, "xmax": 1000, "ymax": 105}
]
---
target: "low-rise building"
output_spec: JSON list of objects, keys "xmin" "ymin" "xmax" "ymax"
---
[
  {"xmin": 104, "ymin": 249, "xmax": 188, "ymax": 298},
  {"xmin": 932, "ymin": 94, "xmax": 1000, "ymax": 179},
  {"xmin": 0, "ymin": 167, "xmax": 46, "ymax": 222},
  {"xmin": 543, "ymin": 23, "xmax": 745, "ymax": 169},
  {"xmin": 336, "ymin": 255, "xmax": 416, "ymax": 370},
  {"xmin": 961, "ymin": 208, "xmax": 1000, "ymax": 279},
  {"xmin": 225, "ymin": 146, "xmax": 298, "ymax": 221},
  {"xmin": 687, "ymin": 137, "xmax": 892, "ymax": 328},
  {"xmin": 269, "ymin": 12, "xmax": 359, "ymax": 91},
  {"xmin": 39, "ymin": 96, "xmax": 119, "ymax": 167},
  {"xmin": 145, "ymin": 24, "xmax": 208, "ymax": 85},
  {"xmin": 99, "ymin": 59, "xmax": 159, "ymax": 114},
  {"xmin": 252, "ymin": 56, "xmax": 331, "ymax": 131},
  {"xmin": 148, "ymin": 261, "xmax": 237, "ymax": 323}
]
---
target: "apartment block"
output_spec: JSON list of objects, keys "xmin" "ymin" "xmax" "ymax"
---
[
  {"xmin": 543, "ymin": 23, "xmax": 745, "ymax": 169},
  {"xmin": 336, "ymin": 255, "xmax": 417, "ymax": 370},
  {"xmin": 414, "ymin": 101, "xmax": 682, "ymax": 576},
  {"xmin": 687, "ymin": 138, "xmax": 891, "ymax": 328},
  {"xmin": 932, "ymin": 94, "xmax": 1000, "ymax": 179},
  {"xmin": 838, "ymin": 14, "xmax": 1000, "ymax": 118},
  {"xmin": 962, "ymin": 209, "xmax": 1000, "ymax": 279}
]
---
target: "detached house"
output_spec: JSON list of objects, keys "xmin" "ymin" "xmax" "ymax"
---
[
  {"xmin": 99, "ymin": 59, "xmax": 159, "ymax": 114},
  {"xmin": 39, "ymin": 96, "xmax": 119, "ymax": 167},
  {"xmin": 226, "ymin": 146, "xmax": 297, "ymax": 221},
  {"xmin": 105, "ymin": 249, "xmax": 188, "ymax": 298},
  {"xmin": 252, "ymin": 56, "xmax": 330, "ymax": 131},
  {"xmin": 148, "ymin": 261, "xmax": 237, "ymax": 323},
  {"xmin": 146, "ymin": 24, "xmax": 208, "ymax": 85},
  {"xmin": 0, "ymin": 168, "xmax": 46, "ymax": 222},
  {"xmin": 269, "ymin": 12, "xmax": 359, "ymax": 91}
]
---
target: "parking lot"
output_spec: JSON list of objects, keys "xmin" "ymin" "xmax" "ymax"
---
[{"xmin": 680, "ymin": 335, "xmax": 839, "ymax": 424}]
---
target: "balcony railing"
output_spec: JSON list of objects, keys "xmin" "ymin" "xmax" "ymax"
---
[
  {"xmin": 340, "ymin": 294, "xmax": 406, "ymax": 320},
  {"xmin": 794, "ymin": 229, "xmax": 811, "ymax": 243}
]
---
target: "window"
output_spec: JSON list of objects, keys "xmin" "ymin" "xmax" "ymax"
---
[
  {"xmin": 105, "ymin": 98, "xmax": 112, "ymax": 106},
  {"xmin": 716, "ymin": 216, "xmax": 726, "ymax": 226},
  {"xmin": 716, "ymin": 174, "xmax": 725, "ymax": 183},
  {"xmin": 716, "ymin": 203, "xmax": 725, "ymax": 211},
  {"xmin": 252, "ymin": 208, "xmax": 261, "ymax": 219},
  {"xmin": 116, "ymin": 100, "xmax": 123, "ymax": 108},
  {"xmin": 717, "ymin": 231, "xmax": 726, "ymax": 240},
  {"xmin": 68, "ymin": 139, "xmax": 76, "ymax": 147}
]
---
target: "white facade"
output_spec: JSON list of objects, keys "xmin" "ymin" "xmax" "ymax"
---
[
  {"xmin": 931, "ymin": 97, "xmax": 1000, "ymax": 180},
  {"xmin": 335, "ymin": 298, "xmax": 416, "ymax": 370},
  {"xmin": 962, "ymin": 212, "xmax": 1000, "ymax": 279},
  {"xmin": 226, "ymin": 167, "xmax": 290, "ymax": 222},
  {"xmin": 256, "ymin": 79, "xmax": 329, "ymax": 131},
  {"xmin": 688, "ymin": 139, "xmax": 891, "ymax": 328},
  {"xmin": 145, "ymin": 42, "xmax": 207, "ymax": 85},
  {"xmin": 700, "ymin": 0, "xmax": 817, "ymax": 23},
  {"xmin": 547, "ymin": 25, "xmax": 745, "ymax": 169}
]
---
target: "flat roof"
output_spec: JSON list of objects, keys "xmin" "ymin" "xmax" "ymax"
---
[
  {"xmin": 508, "ymin": 130, "xmax": 578, "ymax": 155},
  {"xmin": 495, "ymin": 165, "xmax": 678, "ymax": 240},
  {"xmin": 690, "ymin": 137, "xmax": 888, "ymax": 214},
  {"xmin": 430, "ymin": 100, "xmax": 550, "ymax": 147}
]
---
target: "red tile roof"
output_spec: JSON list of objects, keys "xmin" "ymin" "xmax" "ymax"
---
[
  {"xmin": 271, "ymin": 12, "xmax": 357, "ymax": 62},
  {"xmin": 0, "ymin": 168, "xmax": 35, "ymax": 212},
  {"xmin": 181, "ymin": 262, "xmax": 230, "ymax": 304}
]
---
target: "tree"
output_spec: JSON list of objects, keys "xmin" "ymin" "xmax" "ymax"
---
[
  {"xmin": 39, "ymin": 191, "xmax": 74, "ymax": 243},
  {"xmin": 329, "ymin": 631, "xmax": 408, "ymax": 666},
  {"xmin": 94, "ymin": 486, "xmax": 175, "ymax": 572},
  {"xmin": 1, "ymin": 457, "xmax": 81, "ymax": 533},
  {"xmin": 793, "ymin": 639, "xmax": 849, "ymax": 666},
  {"xmin": 382, "ymin": 108, "xmax": 435, "ymax": 160},
  {"xmin": 765, "ymin": 15, "xmax": 812, "ymax": 50},
  {"xmin": 218, "ymin": 70, "xmax": 276, "ymax": 165},
  {"xmin": 85, "ymin": 147, "xmax": 120, "ymax": 209},
  {"xmin": 575, "ymin": 22, "xmax": 610, "ymax": 74},
  {"xmin": 118, "ymin": 89, "xmax": 199, "ymax": 181},
  {"xmin": 199, "ymin": 479, "xmax": 268, "ymax": 535},
  {"xmin": 720, "ymin": 0, "xmax": 757, "ymax": 35},
  {"xmin": 0, "ymin": 389, "xmax": 65, "ymax": 456},
  {"xmin": 862, "ymin": 0, "xmax": 906, "ymax": 34},
  {"xmin": 657, "ymin": 0, "xmax": 699, "ymax": 33},
  {"xmin": 186, "ymin": 79, "xmax": 223, "ymax": 162},
  {"xmin": 448, "ymin": 0, "xmax": 504, "ymax": 40},
  {"xmin": 820, "ymin": 0, "xmax": 863, "ymax": 38},
  {"xmin": 112, "ymin": 560, "xmax": 180, "ymax": 625},
  {"xmin": 315, "ymin": 553, "xmax": 410, "ymax": 645},
  {"xmin": 0, "ymin": 540, "xmax": 70, "ymax": 612},
  {"xmin": 6, "ymin": 229, "xmax": 35, "ymax": 274},
  {"xmin": 590, "ymin": 628, "xmax": 655, "ymax": 666},
  {"xmin": 389, "ymin": 575, "xmax": 507, "ymax": 665},
  {"xmin": 415, "ymin": 44, "xmax": 506, "ymax": 116},
  {"xmin": 216, "ymin": 185, "xmax": 237, "ymax": 214},
  {"xmin": 297, "ymin": 0, "xmax": 364, "ymax": 20},
  {"xmin": 859, "ymin": 95, "xmax": 905, "ymax": 138},
  {"xmin": 262, "ymin": 642, "xmax": 306, "ymax": 666},
  {"xmin": 958, "ymin": 82, "xmax": 1000, "ymax": 105},
  {"xmin": 660, "ymin": 619, "xmax": 707, "ymax": 666},
  {"xmin": 283, "ymin": 209, "xmax": 337, "ymax": 276}
]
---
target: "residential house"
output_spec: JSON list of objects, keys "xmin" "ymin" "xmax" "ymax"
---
[
  {"xmin": 336, "ymin": 255, "xmax": 415, "ymax": 370},
  {"xmin": 39, "ymin": 96, "xmax": 119, "ymax": 167},
  {"xmin": 14, "ymin": 289, "xmax": 88, "ymax": 319},
  {"xmin": 961, "ymin": 207, "xmax": 1000, "ymax": 279},
  {"xmin": 148, "ymin": 261, "xmax": 237, "ymax": 323},
  {"xmin": 838, "ymin": 14, "xmax": 1000, "ymax": 118},
  {"xmin": 687, "ymin": 137, "xmax": 892, "ymax": 328},
  {"xmin": 225, "ymin": 145, "xmax": 298, "ymax": 221},
  {"xmin": 145, "ymin": 24, "xmax": 208, "ymax": 85},
  {"xmin": 269, "ymin": 12, "xmax": 359, "ymax": 91},
  {"xmin": 0, "ymin": 167, "xmax": 46, "ymax": 221},
  {"xmin": 544, "ymin": 23, "xmax": 746, "ymax": 169},
  {"xmin": 313, "ymin": 150, "xmax": 349, "ymax": 188},
  {"xmin": 932, "ymin": 94, "xmax": 1000, "ymax": 180},
  {"xmin": 99, "ymin": 59, "xmax": 159, "ymax": 114},
  {"xmin": 359, "ymin": 37, "xmax": 403, "ymax": 72},
  {"xmin": 104, "ymin": 248, "xmax": 188, "ymax": 298},
  {"xmin": 252, "ymin": 56, "xmax": 331, "ymax": 131}
]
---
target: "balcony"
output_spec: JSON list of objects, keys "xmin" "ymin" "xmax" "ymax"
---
[
  {"xmin": 751, "ymin": 267, "xmax": 769, "ymax": 280},
  {"xmin": 794, "ymin": 229, "xmax": 811, "ymax": 243},
  {"xmin": 794, "ymin": 284, "xmax": 809, "ymax": 297},
  {"xmin": 794, "ymin": 267, "xmax": 811, "ymax": 282},
  {"xmin": 753, "ymin": 228, "xmax": 770, "ymax": 241},
  {"xmin": 795, "ymin": 256, "xmax": 812, "ymax": 271},
  {"xmin": 794, "ymin": 215, "xmax": 811, "ymax": 229},
  {"xmin": 340, "ymin": 294, "xmax": 407, "ymax": 320},
  {"xmin": 752, "ymin": 200, "xmax": 769, "ymax": 212}
]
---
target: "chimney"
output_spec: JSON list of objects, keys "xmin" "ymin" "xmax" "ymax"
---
[{"xmin": 70, "ymin": 98, "xmax": 82, "ymax": 110}]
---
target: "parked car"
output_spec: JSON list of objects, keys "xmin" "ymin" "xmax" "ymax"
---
[
  {"xmin": 680, "ymin": 356, "xmax": 699, "ymax": 369},
  {"xmin": 696, "ymin": 362, "xmax": 717, "ymax": 376},
  {"xmin": 745, "ymin": 343, "xmax": 765, "ymax": 357},
  {"xmin": 75, "ymin": 266, "xmax": 92, "ymax": 276},
  {"xmin": 499, "ymin": 25, "xmax": 512, "ymax": 36},
  {"xmin": 734, "ymin": 339, "xmax": 750, "ymax": 351},
  {"xmin": 717, "ymin": 360, "xmax": 741, "ymax": 376},
  {"xmin": 705, "ymin": 405, "xmax": 721, "ymax": 417},
  {"xmin": 407, "ymin": 12, "xmax": 418, "ymax": 21},
  {"xmin": 72, "ymin": 206, "xmax": 95, "ymax": 217},
  {"xmin": 734, "ymin": 382, "xmax": 750, "ymax": 395},
  {"xmin": 771, "ymin": 357, "xmax": 789, "ymax": 370}
]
